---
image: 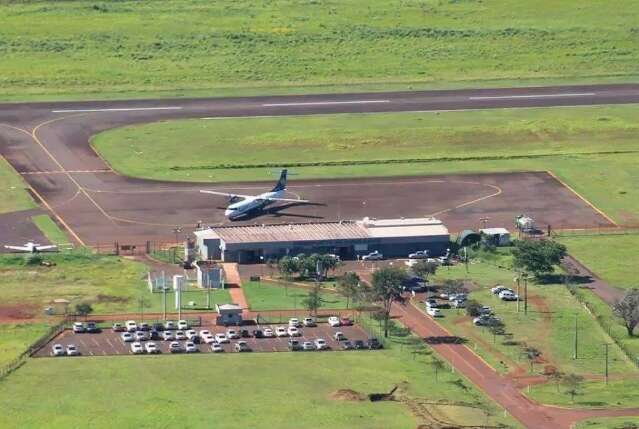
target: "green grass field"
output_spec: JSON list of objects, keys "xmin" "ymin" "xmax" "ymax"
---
[
  {"xmin": 0, "ymin": 155, "xmax": 35, "ymax": 214},
  {"xmin": 576, "ymin": 417, "xmax": 639, "ymax": 429},
  {"xmin": 92, "ymin": 105, "xmax": 639, "ymax": 224},
  {"xmin": 0, "ymin": 329, "xmax": 519, "ymax": 429},
  {"xmin": 0, "ymin": 324, "xmax": 50, "ymax": 367},
  {"xmin": 528, "ymin": 378, "xmax": 639, "ymax": 409},
  {"xmin": 558, "ymin": 235, "xmax": 639, "ymax": 290},
  {"xmin": 0, "ymin": 251, "xmax": 229, "ymax": 317},
  {"xmin": 30, "ymin": 215, "xmax": 69, "ymax": 245},
  {"xmin": 242, "ymin": 280, "xmax": 348, "ymax": 311},
  {"xmin": 0, "ymin": 0, "xmax": 638, "ymax": 101}
]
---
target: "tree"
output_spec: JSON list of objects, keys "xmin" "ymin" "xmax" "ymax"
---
[
  {"xmin": 278, "ymin": 256, "xmax": 299, "ymax": 281},
  {"xmin": 613, "ymin": 289, "xmax": 639, "ymax": 337},
  {"xmin": 412, "ymin": 260, "xmax": 438, "ymax": 282},
  {"xmin": 442, "ymin": 279, "xmax": 466, "ymax": 296},
  {"xmin": 512, "ymin": 239, "xmax": 567, "ymax": 278},
  {"xmin": 465, "ymin": 299, "xmax": 483, "ymax": 317},
  {"xmin": 371, "ymin": 266, "xmax": 409, "ymax": 338},
  {"xmin": 524, "ymin": 346, "xmax": 541, "ymax": 374},
  {"xmin": 430, "ymin": 357, "xmax": 446, "ymax": 381},
  {"xmin": 75, "ymin": 303, "xmax": 93, "ymax": 320},
  {"xmin": 562, "ymin": 373, "xmax": 584, "ymax": 403},
  {"xmin": 337, "ymin": 272, "xmax": 361, "ymax": 309},
  {"xmin": 488, "ymin": 324, "xmax": 505, "ymax": 344},
  {"xmin": 302, "ymin": 283, "xmax": 322, "ymax": 316},
  {"xmin": 548, "ymin": 370, "xmax": 564, "ymax": 393}
]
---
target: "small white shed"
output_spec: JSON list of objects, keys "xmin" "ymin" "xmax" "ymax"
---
[{"xmin": 480, "ymin": 228, "xmax": 511, "ymax": 246}]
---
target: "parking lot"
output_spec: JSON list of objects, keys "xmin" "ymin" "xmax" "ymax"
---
[{"xmin": 34, "ymin": 321, "xmax": 378, "ymax": 358}]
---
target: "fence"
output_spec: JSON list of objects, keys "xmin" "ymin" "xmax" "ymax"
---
[
  {"xmin": 0, "ymin": 319, "xmax": 67, "ymax": 379},
  {"xmin": 92, "ymin": 241, "xmax": 182, "ymax": 257}
]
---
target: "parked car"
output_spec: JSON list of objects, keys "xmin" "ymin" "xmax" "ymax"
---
[
  {"xmin": 135, "ymin": 331, "xmax": 148, "ymax": 341},
  {"xmin": 164, "ymin": 321, "xmax": 176, "ymax": 330},
  {"xmin": 408, "ymin": 250, "xmax": 429, "ymax": 259},
  {"xmin": 51, "ymin": 344, "xmax": 65, "ymax": 356},
  {"xmin": 215, "ymin": 333, "xmax": 229, "ymax": 343},
  {"xmin": 72, "ymin": 322, "xmax": 85, "ymax": 333},
  {"xmin": 340, "ymin": 317, "xmax": 353, "ymax": 326},
  {"xmin": 334, "ymin": 331, "xmax": 346, "ymax": 341},
  {"xmin": 452, "ymin": 299, "xmax": 466, "ymax": 309},
  {"xmin": 145, "ymin": 342, "xmax": 159, "ymax": 354},
  {"xmin": 175, "ymin": 331, "xmax": 187, "ymax": 341},
  {"xmin": 302, "ymin": 341, "xmax": 315, "ymax": 351},
  {"xmin": 202, "ymin": 334, "xmax": 216, "ymax": 344},
  {"xmin": 314, "ymin": 338, "xmax": 328, "ymax": 350},
  {"xmin": 491, "ymin": 285, "xmax": 508, "ymax": 295},
  {"xmin": 288, "ymin": 339, "xmax": 302, "ymax": 351},
  {"xmin": 185, "ymin": 341, "xmax": 198, "ymax": 353},
  {"xmin": 211, "ymin": 343, "xmax": 224, "ymax": 353},
  {"xmin": 112, "ymin": 323, "xmax": 125, "ymax": 332},
  {"xmin": 275, "ymin": 326, "xmax": 288, "ymax": 337},
  {"xmin": 303, "ymin": 317, "xmax": 316, "ymax": 327},
  {"xmin": 138, "ymin": 322, "xmax": 150, "ymax": 331},
  {"xmin": 361, "ymin": 250, "xmax": 383, "ymax": 261},
  {"xmin": 473, "ymin": 316, "xmax": 502, "ymax": 327},
  {"xmin": 240, "ymin": 329, "xmax": 251, "ymax": 338},
  {"xmin": 263, "ymin": 328, "xmax": 274, "ymax": 338},
  {"xmin": 177, "ymin": 320, "xmax": 189, "ymax": 330},
  {"xmin": 479, "ymin": 306, "xmax": 493, "ymax": 315},
  {"xmin": 499, "ymin": 290, "xmax": 518, "ymax": 301},
  {"xmin": 226, "ymin": 329, "xmax": 240, "ymax": 339},
  {"xmin": 368, "ymin": 338, "xmax": 383, "ymax": 349},
  {"xmin": 149, "ymin": 330, "xmax": 161, "ymax": 340},
  {"xmin": 235, "ymin": 341, "xmax": 250, "ymax": 352},
  {"xmin": 288, "ymin": 318, "xmax": 300, "ymax": 327},
  {"xmin": 252, "ymin": 329, "xmax": 264, "ymax": 338},
  {"xmin": 426, "ymin": 307, "xmax": 443, "ymax": 317},
  {"xmin": 162, "ymin": 331, "xmax": 175, "ymax": 341},
  {"xmin": 130, "ymin": 342, "xmax": 144, "ymax": 354},
  {"xmin": 342, "ymin": 341, "xmax": 355, "ymax": 350},
  {"xmin": 66, "ymin": 344, "xmax": 80, "ymax": 356},
  {"xmin": 126, "ymin": 320, "xmax": 137, "ymax": 332},
  {"xmin": 86, "ymin": 322, "xmax": 99, "ymax": 333},
  {"xmin": 403, "ymin": 276, "xmax": 427, "ymax": 293},
  {"xmin": 328, "ymin": 316, "xmax": 341, "ymax": 327},
  {"xmin": 152, "ymin": 322, "xmax": 165, "ymax": 332},
  {"xmin": 288, "ymin": 326, "xmax": 301, "ymax": 337},
  {"xmin": 425, "ymin": 299, "xmax": 438, "ymax": 308},
  {"xmin": 121, "ymin": 332, "xmax": 134, "ymax": 342},
  {"xmin": 199, "ymin": 329, "xmax": 211, "ymax": 337},
  {"xmin": 169, "ymin": 341, "xmax": 182, "ymax": 353},
  {"xmin": 353, "ymin": 340, "xmax": 366, "ymax": 349},
  {"xmin": 186, "ymin": 330, "xmax": 198, "ymax": 340}
]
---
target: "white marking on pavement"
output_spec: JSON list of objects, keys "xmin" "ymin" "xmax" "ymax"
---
[
  {"xmin": 51, "ymin": 106, "xmax": 183, "ymax": 113},
  {"xmin": 262, "ymin": 100, "xmax": 390, "ymax": 107},
  {"xmin": 468, "ymin": 93, "xmax": 595, "ymax": 100}
]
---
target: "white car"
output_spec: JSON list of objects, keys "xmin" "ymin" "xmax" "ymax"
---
[
  {"xmin": 491, "ymin": 285, "xmax": 508, "ymax": 295},
  {"xmin": 72, "ymin": 322, "xmax": 85, "ymax": 333},
  {"xmin": 121, "ymin": 332, "xmax": 134, "ymax": 342},
  {"xmin": 164, "ymin": 321, "xmax": 176, "ymax": 330},
  {"xmin": 263, "ymin": 328, "xmax": 274, "ymax": 338},
  {"xmin": 408, "ymin": 250, "xmax": 429, "ymax": 259},
  {"xmin": 169, "ymin": 341, "xmax": 182, "ymax": 353},
  {"xmin": 275, "ymin": 326, "xmax": 288, "ymax": 337},
  {"xmin": 499, "ymin": 290, "xmax": 518, "ymax": 301},
  {"xmin": 226, "ymin": 329, "xmax": 240, "ymax": 339},
  {"xmin": 175, "ymin": 331, "xmax": 187, "ymax": 341},
  {"xmin": 288, "ymin": 318, "xmax": 300, "ymax": 327},
  {"xmin": 199, "ymin": 329, "xmax": 211, "ymax": 337},
  {"xmin": 162, "ymin": 331, "xmax": 175, "ymax": 341},
  {"xmin": 135, "ymin": 331, "xmax": 148, "ymax": 341},
  {"xmin": 145, "ymin": 342, "xmax": 159, "ymax": 354},
  {"xmin": 126, "ymin": 320, "xmax": 137, "ymax": 332},
  {"xmin": 361, "ymin": 251, "xmax": 383, "ymax": 261},
  {"xmin": 211, "ymin": 343, "xmax": 224, "ymax": 353},
  {"xmin": 287, "ymin": 326, "xmax": 301, "ymax": 337},
  {"xmin": 202, "ymin": 334, "xmax": 216, "ymax": 344},
  {"xmin": 177, "ymin": 320, "xmax": 189, "ymax": 330},
  {"xmin": 112, "ymin": 323, "xmax": 124, "ymax": 332},
  {"xmin": 426, "ymin": 307, "xmax": 443, "ymax": 317},
  {"xmin": 185, "ymin": 330, "xmax": 197, "ymax": 340},
  {"xmin": 314, "ymin": 338, "xmax": 328, "ymax": 350},
  {"xmin": 131, "ymin": 342, "xmax": 144, "ymax": 354},
  {"xmin": 51, "ymin": 344, "xmax": 65, "ymax": 357},
  {"xmin": 302, "ymin": 341, "xmax": 315, "ymax": 351},
  {"xmin": 302, "ymin": 317, "xmax": 316, "ymax": 327},
  {"xmin": 452, "ymin": 299, "xmax": 466, "ymax": 309},
  {"xmin": 66, "ymin": 344, "xmax": 80, "ymax": 356},
  {"xmin": 334, "ymin": 331, "xmax": 346, "ymax": 341},
  {"xmin": 328, "ymin": 316, "xmax": 341, "ymax": 327},
  {"xmin": 185, "ymin": 341, "xmax": 198, "ymax": 353},
  {"xmin": 215, "ymin": 333, "xmax": 229, "ymax": 343}
]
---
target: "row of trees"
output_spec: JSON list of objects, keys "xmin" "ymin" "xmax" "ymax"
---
[{"xmin": 277, "ymin": 254, "xmax": 341, "ymax": 281}]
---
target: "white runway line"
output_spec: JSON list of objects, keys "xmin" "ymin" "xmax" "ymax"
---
[
  {"xmin": 262, "ymin": 100, "xmax": 390, "ymax": 107},
  {"xmin": 51, "ymin": 106, "xmax": 183, "ymax": 113},
  {"xmin": 468, "ymin": 93, "xmax": 596, "ymax": 100}
]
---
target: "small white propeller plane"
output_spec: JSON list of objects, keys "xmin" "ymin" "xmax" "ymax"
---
[
  {"xmin": 4, "ymin": 242, "xmax": 58, "ymax": 253},
  {"xmin": 200, "ymin": 169, "xmax": 310, "ymax": 220}
]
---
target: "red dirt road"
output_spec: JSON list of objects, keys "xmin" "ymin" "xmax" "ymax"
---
[{"xmin": 392, "ymin": 301, "xmax": 639, "ymax": 428}]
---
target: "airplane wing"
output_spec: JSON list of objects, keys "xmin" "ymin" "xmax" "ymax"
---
[
  {"xmin": 35, "ymin": 245, "xmax": 58, "ymax": 251},
  {"xmin": 4, "ymin": 245, "xmax": 29, "ymax": 251},
  {"xmin": 199, "ymin": 190, "xmax": 253, "ymax": 199},
  {"xmin": 257, "ymin": 197, "xmax": 310, "ymax": 203}
]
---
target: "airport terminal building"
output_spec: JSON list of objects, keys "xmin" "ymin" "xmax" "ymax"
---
[{"xmin": 194, "ymin": 217, "xmax": 450, "ymax": 263}]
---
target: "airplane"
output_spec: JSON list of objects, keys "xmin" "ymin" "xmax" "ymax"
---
[
  {"xmin": 4, "ymin": 242, "xmax": 58, "ymax": 253},
  {"xmin": 199, "ymin": 169, "xmax": 310, "ymax": 220}
]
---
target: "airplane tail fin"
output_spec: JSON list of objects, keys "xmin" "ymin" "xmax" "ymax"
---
[{"xmin": 271, "ymin": 169, "xmax": 288, "ymax": 192}]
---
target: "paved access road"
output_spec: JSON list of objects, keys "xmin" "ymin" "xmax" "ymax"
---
[{"xmin": 1, "ymin": 84, "xmax": 637, "ymax": 246}]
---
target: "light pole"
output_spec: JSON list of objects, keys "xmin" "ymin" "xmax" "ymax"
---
[{"xmin": 172, "ymin": 226, "xmax": 182, "ymax": 263}]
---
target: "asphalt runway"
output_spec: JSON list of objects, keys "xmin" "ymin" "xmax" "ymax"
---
[{"xmin": 1, "ymin": 83, "xmax": 635, "ymax": 246}]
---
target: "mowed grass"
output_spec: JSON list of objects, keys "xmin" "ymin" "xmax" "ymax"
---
[
  {"xmin": 528, "ymin": 378, "xmax": 639, "ymax": 409},
  {"xmin": 576, "ymin": 417, "xmax": 639, "ymax": 429},
  {"xmin": 30, "ymin": 215, "xmax": 69, "ymax": 245},
  {"xmin": 0, "ymin": 155, "xmax": 35, "ymax": 214},
  {"xmin": 92, "ymin": 105, "xmax": 639, "ymax": 224},
  {"xmin": 557, "ymin": 235, "xmax": 639, "ymax": 290},
  {"xmin": 242, "ymin": 280, "xmax": 348, "ymax": 311},
  {"xmin": 0, "ymin": 250, "xmax": 229, "ymax": 317},
  {"xmin": 0, "ymin": 324, "xmax": 50, "ymax": 367},
  {"xmin": 0, "ymin": 1, "xmax": 638, "ymax": 100}
]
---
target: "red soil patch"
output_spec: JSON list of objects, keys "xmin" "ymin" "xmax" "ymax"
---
[
  {"xmin": 0, "ymin": 304, "xmax": 38, "ymax": 323},
  {"xmin": 329, "ymin": 389, "xmax": 365, "ymax": 401}
]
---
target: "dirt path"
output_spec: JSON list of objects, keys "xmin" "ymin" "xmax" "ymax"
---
[
  {"xmin": 391, "ymin": 300, "xmax": 639, "ymax": 429},
  {"xmin": 562, "ymin": 255, "xmax": 626, "ymax": 304}
]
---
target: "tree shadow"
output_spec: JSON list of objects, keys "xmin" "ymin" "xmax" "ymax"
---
[{"xmin": 536, "ymin": 274, "xmax": 593, "ymax": 285}]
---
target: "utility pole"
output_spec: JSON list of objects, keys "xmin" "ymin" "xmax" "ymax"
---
[
  {"xmin": 515, "ymin": 275, "xmax": 521, "ymax": 313},
  {"xmin": 163, "ymin": 286, "xmax": 167, "ymax": 321},
  {"xmin": 603, "ymin": 343, "xmax": 610, "ymax": 384},
  {"xmin": 573, "ymin": 313, "xmax": 579, "ymax": 359},
  {"xmin": 523, "ymin": 276, "xmax": 528, "ymax": 315}
]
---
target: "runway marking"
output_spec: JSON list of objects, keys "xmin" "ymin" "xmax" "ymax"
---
[
  {"xmin": 19, "ymin": 169, "xmax": 112, "ymax": 175},
  {"xmin": 428, "ymin": 183, "xmax": 502, "ymax": 217},
  {"xmin": 262, "ymin": 100, "xmax": 390, "ymax": 107},
  {"xmin": 51, "ymin": 106, "xmax": 183, "ymax": 113},
  {"xmin": 468, "ymin": 93, "xmax": 595, "ymax": 100}
]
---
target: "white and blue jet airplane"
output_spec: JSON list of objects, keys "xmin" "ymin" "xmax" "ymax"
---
[{"xmin": 199, "ymin": 170, "xmax": 310, "ymax": 220}]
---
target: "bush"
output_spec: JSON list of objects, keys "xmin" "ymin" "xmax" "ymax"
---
[{"xmin": 465, "ymin": 300, "xmax": 482, "ymax": 317}]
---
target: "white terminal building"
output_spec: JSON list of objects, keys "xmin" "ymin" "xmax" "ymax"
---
[{"xmin": 194, "ymin": 217, "xmax": 450, "ymax": 264}]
